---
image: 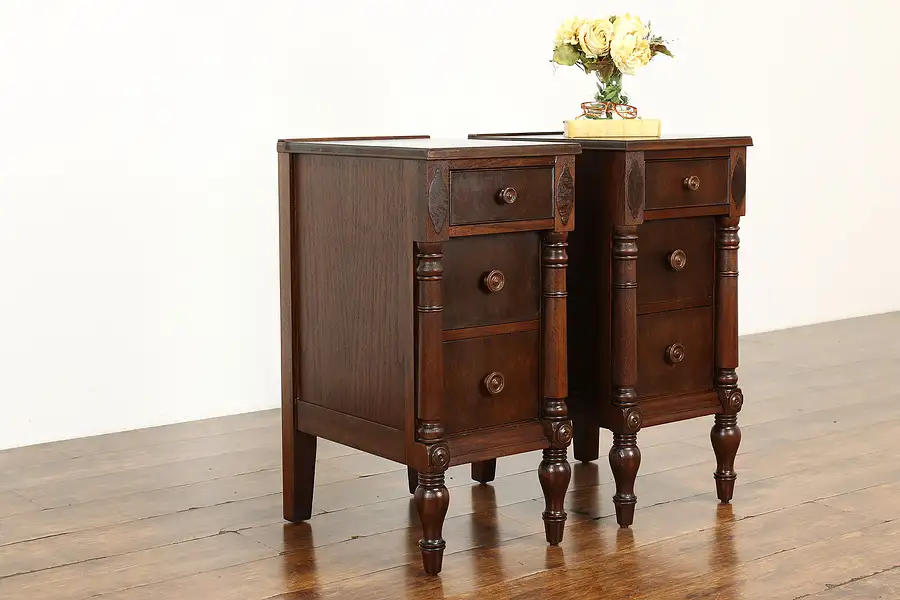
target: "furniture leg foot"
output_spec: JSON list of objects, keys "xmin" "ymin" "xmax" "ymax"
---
[
  {"xmin": 284, "ymin": 431, "xmax": 316, "ymax": 522},
  {"xmin": 539, "ymin": 447, "xmax": 571, "ymax": 545},
  {"xmin": 414, "ymin": 471, "xmax": 449, "ymax": 575},
  {"xmin": 711, "ymin": 413, "xmax": 741, "ymax": 503},
  {"xmin": 407, "ymin": 466, "xmax": 418, "ymax": 495},
  {"xmin": 471, "ymin": 459, "xmax": 497, "ymax": 484},
  {"xmin": 573, "ymin": 417, "xmax": 600, "ymax": 463},
  {"xmin": 609, "ymin": 432, "xmax": 640, "ymax": 528}
]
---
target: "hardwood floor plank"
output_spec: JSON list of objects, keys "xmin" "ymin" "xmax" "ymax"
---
[
  {"xmin": 0, "ymin": 446, "xmax": 71, "ymax": 472},
  {"xmin": 804, "ymin": 566, "xmax": 900, "ymax": 599},
  {"xmin": 0, "ymin": 469, "xmax": 283, "ymax": 547},
  {"xmin": 43, "ymin": 410, "xmax": 281, "ymax": 458},
  {"xmin": 0, "ymin": 491, "xmax": 39, "ymax": 519},
  {"xmin": 629, "ymin": 518, "xmax": 900, "ymax": 600},
  {"xmin": 94, "ymin": 509, "xmax": 541, "ymax": 600},
  {"xmin": 816, "ymin": 480, "xmax": 900, "ymax": 523},
  {"xmin": 0, "ymin": 427, "xmax": 279, "ymax": 491},
  {"xmin": 15, "ymin": 446, "xmax": 282, "ymax": 509},
  {"xmin": 0, "ymin": 532, "xmax": 278, "ymax": 600},
  {"xmin": 0, "ymin": 494, "xmax": 284, "ymax": 579}
]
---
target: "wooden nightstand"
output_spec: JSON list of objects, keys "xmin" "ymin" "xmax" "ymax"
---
[
  {"xmin": 470, "ymin": 133, "xmax": 752, "ymax": 528},
  {"xmin": 277, "ymin": 136, "xmax": 580, "ymax": 574}
]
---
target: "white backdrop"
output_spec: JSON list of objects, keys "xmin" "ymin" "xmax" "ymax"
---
[{"xmin": 1, "ymin": 0, "xmax": 899, "ymax": 449}]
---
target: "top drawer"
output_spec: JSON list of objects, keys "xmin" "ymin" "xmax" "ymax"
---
[
  {"xmin": 450, "ymin": 167, "xmax": 554, "ymax": 225},
  {"xmin": 645, "ymin": 158, "xmax": 729, "ymax": 210}
]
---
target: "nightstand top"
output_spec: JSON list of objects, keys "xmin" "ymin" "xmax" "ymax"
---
[
  {"xmin": 277, "ymin": 136, "xmax": 581, "ymax": 160},
  {"xmin": 469, "ymin": 132, "xmax": 753, "ymax": 151}
]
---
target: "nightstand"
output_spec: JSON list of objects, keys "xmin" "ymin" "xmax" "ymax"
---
[
  {"xmin": 277, "ymin": 136, "xmax": 581, "ymax": 574},
  {"xmin": 470, "ymin": 132, "xmax": 751, "ymax": 528}
]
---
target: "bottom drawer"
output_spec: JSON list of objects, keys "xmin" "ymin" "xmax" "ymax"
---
[
  {"xmin": 442, "ymin": 330, "xmax": 541, "ymax": 435},
  {"xmin": 637, "ymin": 307, "xmax": 714, "ymax": 399}
]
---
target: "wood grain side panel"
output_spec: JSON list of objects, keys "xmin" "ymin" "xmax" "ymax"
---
[{"xmin": 295, "ymin": 155, "xmax": 416, "ymax": 430}]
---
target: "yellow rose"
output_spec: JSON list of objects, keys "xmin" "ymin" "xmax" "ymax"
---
[
  {"xmin": 577, "ymin": 18, "xmax": 613, "ymax": 58},
  {"xmin": 554, "ymin": 17, "xmax": 584, "ymax": 48},
  {"xmin": 610, "ymin": 13, "xmax": 651, "ymax": 74},
  {"xmin": 612, "ymin": 38, "xmax": 652, "ymax": 75}
]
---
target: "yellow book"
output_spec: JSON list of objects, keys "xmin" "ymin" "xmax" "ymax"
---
[{"xmin": 564, "ymin": 118, "xmax": 662, "ymax": 138}]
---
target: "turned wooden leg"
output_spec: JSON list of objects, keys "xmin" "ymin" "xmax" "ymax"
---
[
  {"xmin": 539, "ymin": 447, "xmax": 571, "ymax": 544},
  {"xmin": 609, "ymin": 432, "xmax": 641, "ymax": 528},
  {"xmin": 711, "ymin": 413, "xmax": 741, "ymax": 503},
  {"xmin": 538, "ymin": 231, "xmax": 573, "ymax": 545},
  {"xmin": 407, "ymin": 466, "xmax": 418, "ymax": 495},
  {"xmin": 471, "ymin": 459, "xmax": 497, "ymax": 484},
  {"xmin": 572, "ymin": 393, "xmax": 600, "ymax": 463},
  {"xmin": 283, "ymin": 430, "xmax": 316, "ymax": 522},
  {"xmin": 414, "ymin": 471, "xmax": 450, "ymax": 575}
]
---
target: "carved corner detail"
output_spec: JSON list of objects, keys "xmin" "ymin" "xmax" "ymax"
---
[
  {"xmin": 717, "ymin": 387, "xmax": 744, "ymax": 414},
  {"xmin": 427, "ymin": 442, "xmax": 450, "ymax": 470},
  {"xmin": 427, "ymin": 167, "xmax": 448, "ymax": 234},
  {"xmin": 731, "ymin": 153, "xmax": 747, "ymax": 209},
  {"xmin": 625, "ymin": 408, "xmax": 643, "ymax": 432},
  {"xmin": 626, "ymin": 154, "xmax": 645, "ymax": 221},
  {"xmin": 556, "ymin": 165, "xmax": 574, "ymax": 226}
]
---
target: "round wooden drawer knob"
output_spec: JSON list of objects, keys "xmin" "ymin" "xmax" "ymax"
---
[
  {"xmin": 483, "ymin": 269, "xmax": 505, "ymax": 293},
  {"xmin": 666, "ymin": 343, "xmax": 685, "ymax": 365},
  {"xmin": 498, "ymin": 187, "xmax": 518, "ymax": 204},
  {"xmin": 668, "ymin": 249, "xmax": 687, "ymax": 271},
  {"xmin": 484, "ymin": 372, "xmax": 505, "ymax": 395},
  {"xmin": 683, "ymin": 175, "xmax": 701, "ymax": 191}
]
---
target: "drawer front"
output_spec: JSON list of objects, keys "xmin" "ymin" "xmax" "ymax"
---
[
  {"xmin": 450, "ymin": 167, "xmax": 554, "ymax": 225},
  {"xmin": 443, "ymin": 330, "xmax": 541, "ymax": 435},
  {"xmin": 645, "ymin": 158, "xmax": 729, "ymax": 210},
  {"xmin": 442, "ymin": 232, "xmax": 540, "ymax": 330},
  {"xmin": 638, "ymin": 217, "xmax": 714, "ymax": 310},
  {"xmin": 637, "ymin": 307, "xmax": 714, "ymax": 399}
]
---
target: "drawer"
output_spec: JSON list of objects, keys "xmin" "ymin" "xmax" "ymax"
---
[
  {"xmin": 637, "ymin": 307, "xmax": 714, "ymax": 399},
  {"xmin": 645, "ymin": 158, "xmax": 729, "ymax": 210},
  {"xmin": 442, "ymin": 330, "xmax": 541, "ymax": 435},
  {"xmin": 638, "ymin": 217, "xmax": 714, "ymax": 310},
  {"xmin": 442, "ymin": 232, "xmax": 540, "ymax": 330},
  {"xmin": 450, "ymin": 167, "xmax": 554, "ymax": 225}
]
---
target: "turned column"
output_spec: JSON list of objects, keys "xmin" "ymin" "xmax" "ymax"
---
[
  {"xmin": 413, "ymin": 242, "xmax": 450, "ymax": 575},
  {"xmin": 712, "ymin": 216, "xmax": 743, "ymax": 503},
  {"xmin": 609, "ymin": 224, "xmax": 643, "ymax": 527},
  {"xmin": 539, "ymin": 231, "xmax": 573, "ymax": 545}
]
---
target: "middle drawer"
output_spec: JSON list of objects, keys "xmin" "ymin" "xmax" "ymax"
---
[
  {"xmin": 638, "ymin": 217, "xmax": 715, "ymax": 311},
  {"xmin": 442, "ymin": 231, "xmax": 541, "ymax": 330},
  {"xmin": 443, "ymin": 330, "xmax": 541, "ymax": 435}
]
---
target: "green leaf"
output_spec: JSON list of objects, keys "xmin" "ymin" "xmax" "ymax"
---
[
  {"xmin": 552, "ymin": 44, "xmax": 580, "ymax": 66},
  {"xmin": 650, "ymin": 43, "xmax": 674, "ymax": 58}
]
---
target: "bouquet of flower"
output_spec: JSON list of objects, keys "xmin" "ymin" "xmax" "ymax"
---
[{"xmin": 552, "ymin": 14, "xmax": 672, "ymax": 119}]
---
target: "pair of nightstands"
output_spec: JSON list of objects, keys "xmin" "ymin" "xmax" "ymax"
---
[{"xmin": 277, "ymin": 133, "xmax": 751, "ymax": 575}]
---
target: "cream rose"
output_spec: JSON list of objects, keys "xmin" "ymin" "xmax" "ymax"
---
[
  {"xmin": 554, "ymin": 16, "xmax": 583, "ymax": 48},
  {"xmin": 610, "ymin": 13, "xmax": 651, "ymax": 74},
  {"xmin": 577, "ymin": 18, "xmax": 613, "ymax": 58},
  {"xmin": 612, "ymin": 38, "xmax": 652, "ymax": 75}
]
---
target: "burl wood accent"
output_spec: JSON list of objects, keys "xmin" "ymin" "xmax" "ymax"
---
[
  {"xmin": 278, "ymin": 136, "xmax": 579, "ymax": 575},
  {"xmin": 469, "ymin": 132, "xmax": 751, "ymax": 527}
]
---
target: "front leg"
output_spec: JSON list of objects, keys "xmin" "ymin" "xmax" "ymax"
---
[
  {"xmin": 609, "ymin": 224, "xmax": 643, "ymax": 527},
  {"xmin": 539, "ymin": 231, "xmax": 573, "ymax": 544},
  {"xmin": 711, "ymin": 413, "xmax": 741, "ymax": 502},
  {"xmin": 414, "ymin": 452, "xmax": 450, "ymax": 575}
]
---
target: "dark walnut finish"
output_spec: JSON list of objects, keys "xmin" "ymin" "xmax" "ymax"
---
[
  {"xmin": 277, "ymin": 136, "xmax": 579, "ymax": 574},
  {"xmin": 471, "ymin": 133, "xmax": 752, "ymax": 527}
]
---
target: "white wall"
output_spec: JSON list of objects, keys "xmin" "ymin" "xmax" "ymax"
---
[{"xmin": 1, "ymin": 0, "xmax": 898, "ymax": 449}]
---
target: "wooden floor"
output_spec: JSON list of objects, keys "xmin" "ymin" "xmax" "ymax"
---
[{"xmin": 2, "ymin": 313, "xmax": 900, "ymax": 600}]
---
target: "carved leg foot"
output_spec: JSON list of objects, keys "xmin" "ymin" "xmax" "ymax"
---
[
  {"xmin": 284, "ymin": 431, "xmax": 316, "ymax": 522},
  {"xmin": 471, "ymin": 459, "xmax": 497, "ymax": 484},
  {"xmin": 538, "ymin": 448, "xmax": 571, "ymax": 545},
  {"xmin": 711, "ymin": 414, "xmax": 741, "ymax": 503},
  {"xmin": 407, "ymin": 467, "xmax": 418, "ymax": 495},
  {"xmin": 609, "ymin": 433, "xmax": 641, "ymax": 528},
  {"xmin": 414, "ymin": 472, "xmax": 450, "ymax": 575}
]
